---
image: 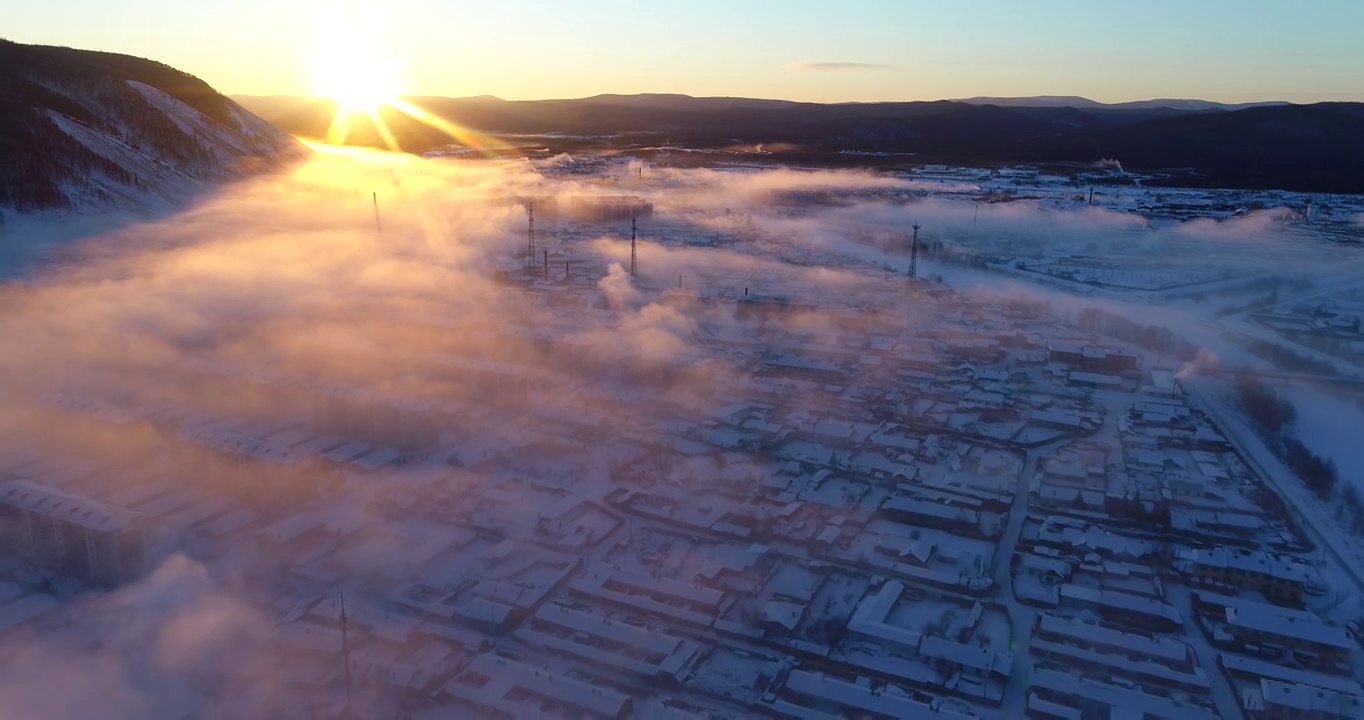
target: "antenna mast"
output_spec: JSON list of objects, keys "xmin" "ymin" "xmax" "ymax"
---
[
  {"xmin": 340, "ymin": 592, "xmax": 354, "ymax": 712},
  {"xmin": 527, "ymin": 202, "xmax": 535, "ymax": 261},
  {"xmin": 909, "ymin": 223, "xmax": 921, "ymax": 281},
  {"xmin": 630, "ymin": 214, "xmax": 638, "ymax": 280}
]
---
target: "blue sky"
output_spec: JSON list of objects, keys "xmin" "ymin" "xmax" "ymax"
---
[{"xmin": 7, "ymin": 0, "xmax": 1363, "ymax": 102}]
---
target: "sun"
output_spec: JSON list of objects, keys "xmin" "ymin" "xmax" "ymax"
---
[
  {"xmin": 314, "ymin": 32, "xmax": 400, "ymax": 116},
  {"xmin": 322, "ymin": 59, "xmax": 398, "ymax": 116},
  {"xmin": 307, "ymin": 1, "xmax": 508, "ymax": 155},
  {"xmin": 312, "ymin": 2, "xmax": 403, "ymax": 140}
]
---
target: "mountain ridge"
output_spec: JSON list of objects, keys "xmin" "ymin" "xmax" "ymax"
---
[
  {"xmin": 232, "ymin": 92, "xmax": 1297, "ymax": 112},
  {"xmin": 953, "ymin": 95, "xmax": 1291, "ymax": 112},
  {"xmin": 234, "ymin": 92, "xmax": 1364, "ymax": 193},
  {"xmin": 1, "ymin": 39, "xmax": 308, "ymax": 216}
]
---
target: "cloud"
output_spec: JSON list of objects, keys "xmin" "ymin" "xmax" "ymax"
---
[{"xmin": 783, "ymin": 62, "xmax": 891, "ymax": 72}]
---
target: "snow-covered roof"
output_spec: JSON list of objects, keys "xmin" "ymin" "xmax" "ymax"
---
[
  {"xmin": 0, "ymin": 480, "xmax": 141, "ymax": 533},
  {"xmin": 444, "ymin": 653, "xmax": 633, "ymax": 717}
]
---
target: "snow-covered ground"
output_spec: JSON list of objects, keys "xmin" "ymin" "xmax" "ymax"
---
[
  {"xmin": 1283, "ymin": 385, "xmax": 1364, "ymax": 496},
  {"xmin": 0, "ymin": 146, "xmax": 1360, "ymax": 718}
]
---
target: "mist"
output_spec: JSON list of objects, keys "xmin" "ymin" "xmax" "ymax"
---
[{"xmin": 0, "ymin": 145, "xmax": 1358, "ymax": 718}]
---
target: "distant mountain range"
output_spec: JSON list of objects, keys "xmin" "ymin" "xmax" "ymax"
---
[
  {"xmin": 236, "ymin": 93, "xmax": 1364, "ymax": 194},
  {"xmin": 3, "ymin": 36, "xmax": 1358, "ymax": 209},
  {"xmin": 953, "ymin": 96, "xmax": 1289, "ymax": 112},
  {"xmin": 0, "ymin": 40, "xmax": 306, "ymax": 215}
]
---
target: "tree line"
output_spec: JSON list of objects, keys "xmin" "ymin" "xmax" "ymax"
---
[{"xmin": 1233, "ymin": 371, "xmax": 1363, "ymax": 533}]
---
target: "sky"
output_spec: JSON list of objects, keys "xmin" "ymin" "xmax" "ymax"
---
[{"xmin": 6, "ymin": 0, "xmax": 1364, "ymax": 103}]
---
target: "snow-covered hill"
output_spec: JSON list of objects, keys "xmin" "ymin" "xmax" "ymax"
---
[{"xmin": 0, "ymin": 40, "xmax": 308, "ymax": 216}]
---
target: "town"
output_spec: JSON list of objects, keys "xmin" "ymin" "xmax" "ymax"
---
[{"xmin": 1, "ymin": 152, "xmax": 1362, "ymax": 719}]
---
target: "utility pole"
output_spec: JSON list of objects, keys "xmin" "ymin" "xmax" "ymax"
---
[
  {"xmin": 340, "ymin": 592, "xmax": 354, "ymax": 713},
  {"xmin": 909, "ymin": 223, "xmax": 920, "ymax": 282},
  {"xmin": 372, "ymin": 192, "xmax": 381, "ymax": 231},
  {"xmin": 630, "ymin": 214, "xmax": 638, "ymax": 280}
]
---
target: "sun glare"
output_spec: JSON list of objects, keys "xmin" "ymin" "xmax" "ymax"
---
[
  {"xmin": 315, "ymin": 30, "xmax": 399, "ymax": 116},
  {"xmin": 309, "ymin": 1, "xmax": 508, "ymax": 154},
  {"xmin": 312, "ymin": 3, "xmax": 403, "ymax": 144},
  {"xmin": 323, "ymin": 61, "xmax": 398, "ymax": 116}
]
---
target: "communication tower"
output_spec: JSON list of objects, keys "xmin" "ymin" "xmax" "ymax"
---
[
  {"xmin": 909, "ymin": 223, "xmax": 921, "ymax": 281},
  {"xmin": 340, "ymin": 593, "xmax": 354, "ymax": 712},
  {"xmin": 527, "ymin": 202, "xmax": 536, "ymax": 259}
]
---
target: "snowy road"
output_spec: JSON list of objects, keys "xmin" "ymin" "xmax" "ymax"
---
[
  {"xmin": 1162, "ymin": 584, "xmax": 1246, "ymax": 720},
  {"xmin": 993, "ymin": 443, "xmax": 1050, "ymax": 715},
  {"xmin": 1185, "ymin": 377, "xmax": 1364, "ymax": 597}
]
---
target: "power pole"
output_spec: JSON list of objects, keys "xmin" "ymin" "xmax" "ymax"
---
[
  {"xmin": 630, "ymin": 214, "xmax": 638, "ymax": 280},
  {"xmin": 340, "ymin": 592, "xmax": 354, "ymax": 713},
  {"xmin": 372, "ymin": 192, "xmax": 381, "ymax": 231},
  {"xmin": 909, "ymin": 223, "xmax": 920, "ymax": 281}
]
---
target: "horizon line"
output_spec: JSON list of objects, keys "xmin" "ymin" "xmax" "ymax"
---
[{"xmin": 224, "ymin": 91, "xmax": 1347, "ymax": 107}]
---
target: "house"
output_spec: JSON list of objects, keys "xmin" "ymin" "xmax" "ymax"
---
[
  {"xmin": 0, "ymin": 480, "xmax": 147, "ymax": 586},
  {"xmin": 1176, "ymin": 547, "xmax": 1316, "ymax": 606},
  {"xmin": 443, "ymin": 653, "xmax": 633, "ymax": 719}
]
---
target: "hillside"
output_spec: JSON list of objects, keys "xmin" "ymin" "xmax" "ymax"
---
[
  {"xmin": 0, "ymin": 40, "xmax": 307, "ymax": 215},
  {"xmin": 236, "ymin": 93, "xmax": 1364, "ymax": 193},
  {"xmin": 1073, "ymin": 103, "xmax": 1364, "ymax": 193}
]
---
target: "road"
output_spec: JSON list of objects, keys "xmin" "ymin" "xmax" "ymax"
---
[
  {"xmin": 1162, "ymin": 584, "xmax": 1245, "ymax": 720},
  {"xmin": 1184, "ymin": 377, "xmax": 1364, "ymax": 597},
  {"xmin": 993, "ymin": 442, "xmax": 1053, "ymax": 715}
]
